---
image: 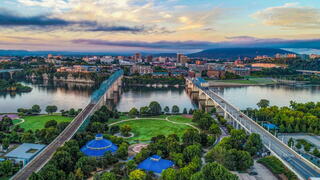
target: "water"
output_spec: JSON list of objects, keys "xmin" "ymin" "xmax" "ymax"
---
[
  {"xmin": 116, "ymin": 86, "xmax": 198, "ymax": 112},
  {"xmin": 214, "ymin": 85, "xmax": 320, "ymax": 109},
  {"xmin": 0, "ymin": 81, "xmax": 94, "ymax": 113},
  {"xmin": 2, "ymin": 81, "xmax": 320, "ymax": 113}
]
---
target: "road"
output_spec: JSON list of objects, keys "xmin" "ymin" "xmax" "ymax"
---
[
  {"xmin": 12, "ymin": 104, "xmax": 95, "ymax": 180},
  {"xmin": 202, "ymin": 88, "xmax": 320, "ymax": 180}
]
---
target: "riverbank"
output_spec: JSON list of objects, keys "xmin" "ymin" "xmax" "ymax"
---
[{"xmin": 207, "ymin": 77, "xmax": 277, "ymax": 87}]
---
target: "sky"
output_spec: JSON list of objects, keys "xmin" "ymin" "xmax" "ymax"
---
[{"xmin": 0, "ymin": 0, "xmax": 320, "ymax": 53}]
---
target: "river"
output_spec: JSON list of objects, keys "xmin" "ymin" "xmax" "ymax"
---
[{"xmin": 1, "ymin": 82, "xmax": 320, "ymax": 113}]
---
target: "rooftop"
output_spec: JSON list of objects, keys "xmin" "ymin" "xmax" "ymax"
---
[
  {"xmin": 80, "ymin": 134, "xmax": 118, "ymax": 157},
  {"xmin": 138, "ymin": 155, "xmax": 174, "ymax": 173},
  {"xmin": 5, "ymin": 143, "xmax": 46, "ymax": 159}
]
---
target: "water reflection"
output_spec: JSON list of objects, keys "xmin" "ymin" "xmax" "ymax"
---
[
  {"xmin": 116, "ymin": 86, "xmax": 198, "ymax": 112},
  {"xmin": 0, "ymin": 80, "xmax": 96, "ymax": 113},
  {"xmin": 215, "ymin": 85, "xmax": 320, "ymax": 109}
]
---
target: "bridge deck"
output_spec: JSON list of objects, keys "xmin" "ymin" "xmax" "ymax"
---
[
  {"xmin": 12, "ymin": 104, "xmax": 95, "ymax": 180},
  {"xmin": 188, "ymin": 77, "xmax": 320, "ymax": 179}
]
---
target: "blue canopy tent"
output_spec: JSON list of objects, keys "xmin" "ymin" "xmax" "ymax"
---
[
  {"xmin": 80, "ymin": 134, "xmax": 118, "ymax": 157},
  {"xmin": 263, "ymin": 123, "xmax": 279, "ymax": 130},
  {"xmin": 138, "ymin": 155, "xmax": 174, "ymax": 173}
]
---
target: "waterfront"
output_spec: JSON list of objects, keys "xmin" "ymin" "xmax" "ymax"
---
[
  {"xmin": 2, "ymin": 82, "xmax": 320, "ymax": 113},
  {"xmin": 215, "ymin": 85, "xmax": 320, "ymax": 109},
  {"xmin": 0, "ymin": 81, "xmax": 94, "ymax": 113}
]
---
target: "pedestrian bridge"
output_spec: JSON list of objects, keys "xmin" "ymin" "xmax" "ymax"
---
[
  {"xmin": 11, "ymin": 70, "xmax": 123, "ymax": 180},
  {"xmin": 186, "ymin": 77, "xmax": 320, "ymax": 180}
]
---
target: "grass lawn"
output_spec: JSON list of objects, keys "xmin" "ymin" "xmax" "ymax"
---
[
  {"xmin": 218, "ymin": 78, "xmax": 275, "ymax": 85},
  {"xmin": 112, "ymin": 119, "xmax": 190, "ymax": 142},
  {"xmin": 167, "ymin": 115, "xmax": 193, "ymax": 123},
  {"xmin": 18, "ymin": 114, "xmax": 73, "ymax": 131}
]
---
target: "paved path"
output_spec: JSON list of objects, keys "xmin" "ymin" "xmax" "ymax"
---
[{"xmin": 109, "ymin": 116, "xmax": 201, "ymax": 132}]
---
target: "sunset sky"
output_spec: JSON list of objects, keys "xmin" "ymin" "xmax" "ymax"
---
[{"xmin": 1, "ymin": 0, "xmax": 320, "ymax": 53}]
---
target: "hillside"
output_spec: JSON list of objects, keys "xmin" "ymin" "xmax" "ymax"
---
[{"xmin": 188, "ymin": 48, "xmax": 295, "ymax": 59}]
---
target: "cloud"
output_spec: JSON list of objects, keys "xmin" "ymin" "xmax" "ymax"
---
[
  {"xmin": 0, "ymin": 12, "xmax": 70, "ymax": 26},
  {"xmin": 253, "ymin": 3, "xmax": 320, "ymax": 29},
  {"xmin": 0, "ymin": 10, "xmax": 158, "ymax": 33}
]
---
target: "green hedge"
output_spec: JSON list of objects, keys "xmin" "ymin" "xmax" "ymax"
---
[{"xmin": 258, "ymin": 156, "xmax": 298, "ymax": 180}]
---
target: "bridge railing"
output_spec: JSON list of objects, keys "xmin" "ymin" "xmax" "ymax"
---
[
  {"xmin": 11, "ymin": 70, "xmax": 124, "ymax": 179},
  {"xmin": 187, "ymin": 78, "xmax": 320, "ymax": 175}
]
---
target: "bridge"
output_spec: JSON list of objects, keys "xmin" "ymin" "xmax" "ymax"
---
[
  {"xmin": 186, "ymin": 78, "xmax": 320, "ymax": 180},
  {"xmin": 0, "ymin": 69, "xmax": 23, "ymax": 79},
  {"xmin": 11, "ymin": 70, "xmax": 124, "ymax": 180}
]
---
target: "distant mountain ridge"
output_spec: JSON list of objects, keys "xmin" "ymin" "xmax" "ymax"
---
[
  {"xmin": 188, "ymin": 48, "xmax": 295, "ymax": 59},
  {"xmin": 0, "ymin": 48, "xmax": 296, "ymax": 59}
]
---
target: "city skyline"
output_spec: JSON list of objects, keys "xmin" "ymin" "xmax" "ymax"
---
[{"xmin": 1, "ymin": 0, "xmax": 320, "ymax": 52}]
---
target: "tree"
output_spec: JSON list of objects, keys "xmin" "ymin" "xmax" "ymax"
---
[
  {"xmin": 129, "ymin": 170, "xmax": 146, "ymax": 180},
  {"xmin": 188, "ymin": 109, "xmax": 194, "ymax": 115},
  {"xmin": 2, "ymin": 138, "xmax": 10, "ymax": 150},
  {"xmin": 116, "ymin": 142, "xmax": 129, "ymax": 159},
  {"xmin": 140, "ymin": 106, "xmax": 149, "ymax": 116},
  {"xmin": 110, "ymin": 125, "xmax": 120, "ymax": 134},
  {"xmin": 164, "ymin": 106, "xmax": 170, "ymax": 113},
  {"xmin": 288, "ymin": 138, "xmax": 295, "ymax": 148},
  {"xmin": 257, "ymin": 99, "xmax": 270, "ymax": 108},
  {"xmin": 129, "ymin": 108, "xmax": 139, "ymax": 117},
  {"xmin": 182, "ymin": 128, "xmax": 200, "ymax": 145},
  {"xmin": 172, "ymin": 105, "xmax": 180, "ymax": 114},
  {"xmin": 183, "ymin": 144, "xmax": 202, "ymax": 163},
  {"xmin": 244, "ymin": 133, "xmax": 263, "ymax": 156},
  {"xmin": 45, "ymin": 120, "xmax": 58, "ymax": 128},
  {"xmin": 101, "ymin": 172, "xmax": 117, "ymax": 180},
  {"xmin": 209, "ymin": 124, "xmax": 221, "ymax": 137},
  {"xmin": 183, "ymin": 108, "xmax": 188, "ymax": 114},
  {"xmin": 45, "ymin": 105, "xmax": 58, "ymax": 114},
  {"xmin": 149, "ymin": 101, "xmax": 162, "ymax": 115},
  {"xmin": 161, "ymin": 168, "xmax": 177, "ymax": 180},
  {"xmin": 120, "ymin": 125, "xmax": 132, "ymax": 137},
  {"xmin": 31, "ymin": 104, "xmax": 41, "ymax": 114},
  {"xmin": 202, "ymin": 162, "xmax": 238, "ymax": 180}
]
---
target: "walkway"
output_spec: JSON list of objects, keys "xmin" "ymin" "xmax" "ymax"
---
[{"xmin": 109, "ymin": 116, "xmax": 201, "ymax": 133}]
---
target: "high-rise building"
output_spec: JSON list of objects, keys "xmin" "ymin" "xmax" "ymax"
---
[
  {"xmin": 134, "ymin": 53, "xmax": 142, "ymax": 61},
  {"xmin": 177, "ymin": 53, "xmax": 189, "ymax": 65}
]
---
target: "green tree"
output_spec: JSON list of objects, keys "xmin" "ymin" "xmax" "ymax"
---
[
  {"xmin": 288, "ymin": 138, "xmax": 295, "ymax": 148},
  {"xmin": 182, "ymin": 128, "xmax": 200, "ymax": 146},
  {"xmin": 2, "ymin": 138, "xmax": 10, "ymax": 150},
  {"xmin": 209, "ymin": 124, "xmax": 221, "ymax": 137},
  {"xmin": 31, "ymin": 104, "xmax": 41, "ymax": 114},
  {"xmin": 172, "ymin": 105, "xmax": 180, "ymax": 114},
  {"xmin": 129, "ymin": 170, "xmax": 146, "ymax": 180},
  {"xmin": 183, "ymin": 144, "xmax": 202, "ymax": 163},
  {"xmin": 149, "ymin": 101, "xmax": 162, "ymax": 115},
  {"xmin": 129, "ymin": 108, "xmax": 139, "ymax": 117},
  {"xmin": 164, "ymin": 106, "xmax": 170, "ymax": 113},
  {"xmin": 45, "ymin": 105, "xmax": 58, "ymax": 114},
  {"xmin": 101, "ymin": 172, "xmax": 117, "ymax": 180},
  {"xmin": 120, "ymin": 125, "xmax": 132, "ymax": 137},
  {"xmin": 257, "ymin": 99, "xmax": 270, "ymax": 108},
  {"xmin": 244, "ymin": 133, "xmax": 263, "ymax": 156},
  {"xmin": 45, "ymin": 120, "xmax": 58, "ymax": 128},
  {"xmin": 116, "ymin": 142, "xmax": 129, "ymax": 159},
  {"xmin": 140, "ymin": 106, "xmax": 149, "ymax": 116},
  {"xmin": 202, "ymin": 162, "xmax": 238, "ymax": 180},
  {"xmin": 183, "ymin": 108, "xmax": 188, "ymax": 114},
  {"xmin": 161, "ymin": 168, "xmax": 177, "ymax": 180}
]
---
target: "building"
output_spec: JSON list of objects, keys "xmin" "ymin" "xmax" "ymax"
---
[
  {"xmin": 310, "ymin": 54, "xmax": 320, "ymax": 59},
  {"xmin": 80, "ymin": 134, "xmax": 118, "ymax": 157},
  {"xmin": 130, "ymin": 65, "xmax": 153, "ymax": 75},
  {"xmin": 5, "ymin": 143, "xmax": 46, "ymax": 166},
  {"xmin": 134, "ymin": 53, "xmax": 142, "ymax": 61},
  {"xmin": 138, "ymin": 155, "xmax": 174, "ymax": 173},
  {"xmin": 196, "ymin": 77, "xmax": 209, "ymax": 87},
  {"xmin": 207, "ymin": 68, "xmax": 225, "ymax": 79},
  {"xmin": 177, "ymin": 53, "xmax": 189, "ymax": 65},
  {"xmin": 251, "ymin": 63, "xmax": 279, "ymax": 68},
  {"xmin": 228, "ymin": 67, "xmax": 250, "ymax": 76},
  {"xmin": 100, "ymin": 56, "xmax": 114, "ymax": 64}
]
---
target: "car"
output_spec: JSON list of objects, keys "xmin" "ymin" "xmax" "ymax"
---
[{"xmin": 249, "ymin": 171, "xmax": 258, "ymax": 175}]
